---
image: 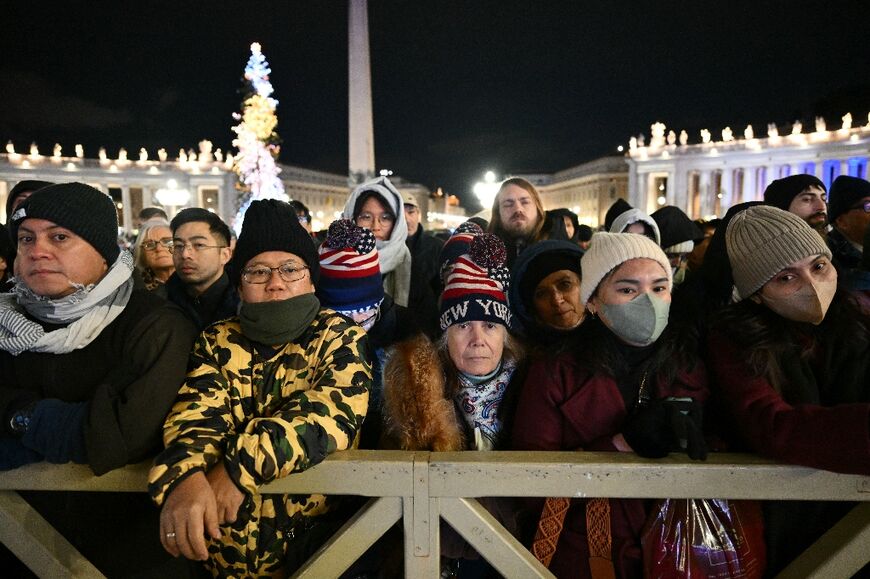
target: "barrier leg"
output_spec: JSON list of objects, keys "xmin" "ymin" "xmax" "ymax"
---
[
  {"xmin": 776, "ymin": 502, "xmax": 870, "ymax": 579},
  {"xmin": 293, "ymin": 496, "xmax": 402, "ymax": 578},
  {"xmin": 440, "ymin": 497, "xmax": 554, "ymax": 579},
  {"xmin": 0, "ymin": 490, "xmax": 104, "ymax": 578}
]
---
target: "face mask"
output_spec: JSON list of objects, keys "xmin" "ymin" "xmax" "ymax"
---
[
  {"xmin": 239, "ymin": 293, "xmax": 320, "ymax": 345},
  {"xmin": 759, "ymin": 279, "xmax": 836, "ymax": 325},
  {"xmin": 599, "ymin": 292, "xmax": 670, "ymax": 346}
]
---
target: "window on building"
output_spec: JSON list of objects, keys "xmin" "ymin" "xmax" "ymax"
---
[
  {"xmin": 847, "ymin": 157, "xmax": 868, "ymax": 179},
  {"xmin": 689, "ymin": 172, "xmax": 701, "ymax": 218},
  {"xmin": 129, "ymin": 187, "xmax": 144, "ymax": 228},
  {"xmin": 199, "ymin": 188, "xmax": 220, "ymax": 214},
  {"xmin": 821, "ymin": 160, "xmax": 841, "ymax": 190}
]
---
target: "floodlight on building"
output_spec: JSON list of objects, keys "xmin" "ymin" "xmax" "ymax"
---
[
  {"xmin": 155, "ymin": 179, "xmax": 191, "ymax": 208},
  {"xmin": 617, "ymin": 145, "xmax": 624, "ymax": 152},
  {"xmin": 473, "ymin": 171, "xmax": 500, "ymax": 209}
]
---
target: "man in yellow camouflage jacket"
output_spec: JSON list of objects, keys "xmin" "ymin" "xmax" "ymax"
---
[{"xmin": 148, "ymin": 199, "xmax": 371, "ymax": 577}]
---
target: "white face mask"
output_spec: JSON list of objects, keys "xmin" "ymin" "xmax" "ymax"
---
[
  {"xmin": 759, "ymin": 279, "xmax": 836, "ymax": 325},
  {"xmin": 599, "ymin": 291, "xmax": 670, "ymax": 346}
]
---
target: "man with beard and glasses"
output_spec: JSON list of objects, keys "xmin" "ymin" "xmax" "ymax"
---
[
  {"xmin": 488, "ymin": 177, "xmax": 546, "ymax": 269},
  {"xmin": 763, "ymin": 174, "xmax": 829, "ymax": 235},
  {"xmin": 827, "ymin": 175, "xmax": 870, "ymax": 273}
]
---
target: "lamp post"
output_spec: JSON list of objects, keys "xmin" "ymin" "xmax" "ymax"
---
[
  {"xmin": 155, "ymin": 179, "xmax": 191, "ymax": 219},
  {"xmin": 472, "ymin": 170, "xmax": 500, "ymax": 211}
]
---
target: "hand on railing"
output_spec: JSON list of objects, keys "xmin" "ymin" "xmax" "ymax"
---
[
  {"xmin": 622, "ymin": 397, "xmax": 707, "ymax": 460},
  {"xmin": 159, "ymin": 470, "xmax": 221, "ymax": 561}
]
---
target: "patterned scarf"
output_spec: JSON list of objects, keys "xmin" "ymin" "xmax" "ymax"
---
[
  {"xmin": 0, "ymin": 252, "xmax": 134, "ymax": 356},
  {"xmin": 453, "ymin": 357, "xmax": 516, "ymax": 450}
]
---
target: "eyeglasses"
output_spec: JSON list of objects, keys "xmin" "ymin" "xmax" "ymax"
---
[
  {"xmin": 242, "ymin": 264, "xmax": 309, "ymax": 284},
  {"xmin": 170, "ymin": 242, "xmax": 227, "ymax": 254},
  {"xmin": 356, "ymin": 212, "xmax": 395, "ymax": 227},
  {"xmin": 850, "ymin": 201, "xmax": 870, "ymax": 214},
  {"xmin": 297, "ymin": 214, "xmax": 310, "ymax": 224},
  {"xmin": 140, "ymin": 238, "xmax": 174, "ymax": 251}
]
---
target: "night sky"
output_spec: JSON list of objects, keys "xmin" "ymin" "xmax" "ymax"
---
[{"xmin": 2, "ymin": 1, "xmax": 868, "ymax": 211}]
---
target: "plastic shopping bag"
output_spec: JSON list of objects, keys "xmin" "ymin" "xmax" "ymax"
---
[{"xmin": 641, "ymin": 499, "xmax": 766, "ymax": 579}]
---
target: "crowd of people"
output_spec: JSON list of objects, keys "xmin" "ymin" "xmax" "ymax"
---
[{"xmin": 0, "ymin": 172, "xmax": 867, "ymax": 578}]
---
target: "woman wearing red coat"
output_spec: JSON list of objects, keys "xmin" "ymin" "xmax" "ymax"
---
[
  {"xmin": 511, "ymin": 232, "xmax": 708, "ymax": 579},
  {"xmin": 707, "ymin": 205, "xmax": 870, "ymax": 574}
]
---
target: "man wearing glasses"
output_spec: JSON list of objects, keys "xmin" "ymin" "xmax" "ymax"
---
[
  {"xmin": 150, "ymin": 199, "xmax": 370, "ymax": 577},
  {"xmin": 828, "ymin": 175, "xmax": 870, "ymax": 272},
  {"xmin": 166, "ymin": 208, "xmax": 238, "ymax": 330}
]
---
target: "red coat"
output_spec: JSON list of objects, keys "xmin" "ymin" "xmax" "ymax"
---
[
  {"xmin": 707, "ymin": 332, "xmax": 870, "ymax": 476},
  {"xmin": 510, "ymin": 351, "xmax": 708, "ymax": 579}
]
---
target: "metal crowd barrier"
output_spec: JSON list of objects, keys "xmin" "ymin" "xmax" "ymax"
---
[{"xmin": 0, "ymin": 451, "xmax": 868, "ymax": 578}]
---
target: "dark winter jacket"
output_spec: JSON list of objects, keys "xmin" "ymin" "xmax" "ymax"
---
[
  {"xmin": 510, "ymin": 345, "xmax": 708, "ymax": 579},
  {"xmin": 0, "ymin": 289, "xmax": 198, "ymax": 576},
  {"xmin": 166, "ymin": 270, "xmax": 239, "ymax": 331},
  {"xmin": 707, "ymin": 298, "xmax": 870, "ymax": 574},
  {"xmin": 827, "ymin": 227, "xmax": 862, "ymax": 273},
  {"xmin": 405, "ymin": 224, "xmax": 444, "ymax": 337}
]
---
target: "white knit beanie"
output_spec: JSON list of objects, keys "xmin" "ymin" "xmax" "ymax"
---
[
  {"xmin": 726, "ymin": 205, "xmax": 832, "ymax": 299},
  {"xmin": 579, "ymin": 232, "xmax": 673, "ymax": 305}
]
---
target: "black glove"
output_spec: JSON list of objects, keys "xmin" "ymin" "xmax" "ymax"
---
[
  {"xmin": 662, "ymin": 397, "xmax": 708, "ymax": 461},
  {"xmin": 622, "ymin": 399, "xmax": 672, "ymax": 458}
]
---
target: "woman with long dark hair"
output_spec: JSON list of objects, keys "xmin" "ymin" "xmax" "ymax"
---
[{"xmin": 708, "ymin": 204, "xmax": 870, "ymax": 574}]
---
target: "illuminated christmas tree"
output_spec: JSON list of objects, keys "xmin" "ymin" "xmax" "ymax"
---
[{"xmin": 231, "ymin": 42, "xmax": 288, "ymax": 234}]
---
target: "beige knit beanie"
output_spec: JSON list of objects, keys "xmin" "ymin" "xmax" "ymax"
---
[
  {"xmin": 726, "ymin": 205, "xmax": 832, "ymax": 300},
  {"xmin": 579, "ymin": 232, "xmax": 672, "ymax": 305}
]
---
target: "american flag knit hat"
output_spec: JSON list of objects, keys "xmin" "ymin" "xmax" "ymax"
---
[
  {"xmin": 438, "ymin": 230, "xmax": 512, "ymax": 331},
  {"xmin": 316, "ymin": 219, "xmax": 384, "ymax": 313}
]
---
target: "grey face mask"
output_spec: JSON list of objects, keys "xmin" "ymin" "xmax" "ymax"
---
[{"xmin": 600, "ymin": 292, "xmax": 670, "ymax": 346}]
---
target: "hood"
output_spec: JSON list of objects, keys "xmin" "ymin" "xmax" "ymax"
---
[
  {"xmin": 651, "ymin": 206, "xmax": 704, "ymax": 250},
  {"xmin": 508, "ymin": 239, "xmax": 584, "ymax": 337},
  {"xmin": 610, "ymin": 208, "xmax": 662, "ymax": 245}
]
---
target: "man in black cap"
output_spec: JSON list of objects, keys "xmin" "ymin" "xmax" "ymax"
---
[
  {"xmin": 827, "ymin": 175, "xmax": 870, "ymax": 271},
  {"xmin": 150, "ymin": 199, "xmax": 370, "ymax": 578},
  {"xmin": 0, "ymin": 182, "xmax": 197, "ymax": 575},
  {"xmin": 763, "ymin": 174, "xmax": 828, "ymax": 234},
  {"xmin": 403, "ymin": 192, "xmax": 443, "ymax": 336}
]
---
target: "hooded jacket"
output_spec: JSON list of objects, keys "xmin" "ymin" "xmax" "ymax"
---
[
  {"xmin": 508, "ymin": 240, "xmax": 585, "ymax": 345},
  {"xmin": 610, "ymin": 208, "xmax": 662, "ymax": 245},
  {"xmin": 342, "ymin": 177, "xmax": 413, "ymax": 306}
]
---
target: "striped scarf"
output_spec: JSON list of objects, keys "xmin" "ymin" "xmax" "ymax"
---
[{"xmin": 0, "ymin": 252, "xmax": 134, "ymax": 356}]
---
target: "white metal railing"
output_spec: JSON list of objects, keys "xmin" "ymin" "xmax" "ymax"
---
[{"xmin": 0, "ymin": 451, "xmax": 868, "ymax": 578}]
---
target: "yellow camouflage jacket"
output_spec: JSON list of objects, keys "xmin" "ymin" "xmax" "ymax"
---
[{"xmin": 148, "ymin": 309, "xmax": 371, "ymax": 577}]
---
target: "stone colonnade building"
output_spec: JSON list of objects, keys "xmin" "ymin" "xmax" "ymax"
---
[
  {"xmin": 526, "ymin": 156, "xmax": 629, "ymax": 228},
  {"xmin": 627, "ymin": 116, "xmax": 870, "ymax": 220},
  {"xmin": 0, "ymin": 143, "xmax": 432, "ymax": 234}
]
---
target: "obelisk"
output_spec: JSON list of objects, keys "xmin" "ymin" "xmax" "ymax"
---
[{"xmin": 348, "ymin": 0, "xmax": 375, "ymax": 185}]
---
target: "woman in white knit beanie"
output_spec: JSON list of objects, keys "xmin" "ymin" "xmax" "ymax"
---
[{"xmin": 510, "ymin": 232, "xmax": 708, "ymax": 579}]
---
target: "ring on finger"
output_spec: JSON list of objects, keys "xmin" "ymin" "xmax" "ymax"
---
[{"xmin": 166, "ymin": 531, "xmax": 177, "ymax": 539}]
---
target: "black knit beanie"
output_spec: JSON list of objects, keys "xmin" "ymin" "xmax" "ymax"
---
[
  {"xmin": 229, "ymin": 199, "xmax": 320, "ymax": 286},
  {"xmin": 6, "ymin": 180, "xmax": 54, "ymax": 221},
  {"xmin": 763, "ymin": 174, "xmax": 826, "ymax": 211},
  {"xmin": 828, "ymin": 175, "xmax": 870, "ymax": 223},
  {"xmin": 604, "ymin": 198, "xmax": 633, "ymax": 231},
  {"xmin": 519, "ymin": 248, "xmax": 583, "ymax": 309},
  {"xmin": 10, "ymin": 182, "xmax": 120, "ymax": 264}
]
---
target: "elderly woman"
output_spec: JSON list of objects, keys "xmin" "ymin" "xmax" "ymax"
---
[
  {"xmin": 383, "ymin": 227, "xmax": 522, "ymax": 452},
  {"xmin": 509, "ymin": 239, "xmax": 585, "ymax": 352},
  {"xmin": 133, "ymin": 220, "xmax": 175, "ymax": 296},
  {"xmin": 708, "ymin": 205, "xmax": 870, "ymax": 574},
  {"xmin": 149, "ymin": 200, "xmax": 371, "ymax": 578},
  {"xmin": 511, "ymin": 232, "xmax": 708, "ymax": 579},
  {"xmin": 342, "ymin": 175, "xmax": 412, "ymax": 307}
]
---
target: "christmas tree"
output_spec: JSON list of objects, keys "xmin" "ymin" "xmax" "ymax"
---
[{"xmin": 231, "ymin": 42, "xmax": 288, "ymax": 234}]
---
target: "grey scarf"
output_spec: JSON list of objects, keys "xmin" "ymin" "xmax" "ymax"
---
[{"xmin": 0, "ymin": 252, "xmax": 134, "ymax": 356}]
